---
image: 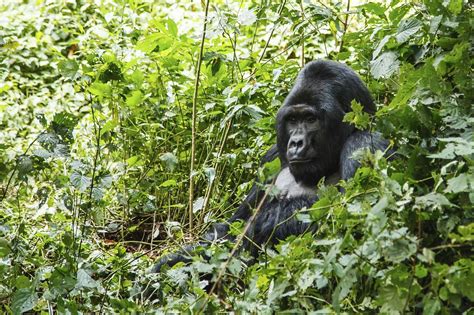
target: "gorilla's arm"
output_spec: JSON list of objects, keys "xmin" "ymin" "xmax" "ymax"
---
[
  {"xmin": 228, "ymin": 144, "xmax": 279, "ymax": 222},
  {"xmin": 339, "ymin": 131, "xmax": 393, "ymax": 180},
  {"xmin": 151, "ymin": 222, "xmax": 231, "ymax": 272},
  {"xmin": 152, "ymin": 146, "xmax": 278, "ymax": 272}
]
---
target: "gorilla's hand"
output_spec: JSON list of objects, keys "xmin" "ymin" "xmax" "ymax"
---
[
  {"xmin": 151, "ymin": 223, "xmax": 230, "ymax": 272},
  {"xmin": 150, "ymin": 245, "xmax": 195, "ymax": 273}
]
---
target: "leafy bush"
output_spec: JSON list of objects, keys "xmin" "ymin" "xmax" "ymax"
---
[{"xmin": 0, "ymin": 0, "xmax": 471, "ymax": 313}]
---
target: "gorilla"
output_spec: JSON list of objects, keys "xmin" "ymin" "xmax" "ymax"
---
[{"xmin": 152, "ymin": 60, "xmax": 391, "ymax": 272}]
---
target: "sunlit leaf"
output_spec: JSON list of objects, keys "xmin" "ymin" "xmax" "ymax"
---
[
  {"xmin": 76, "ymin": 269, "xmax": 98, "ymax": 289},
  {"xmin": 370, "ymin": 52, "xmax": 400, "ymax": 79},
  {"xmin": 396, "ymin": 18, "xmax": 422, "ymax": 44},
  {"xmin": 70, "ymin": 172, "xmax": 92, "ymax": 192},
  {"xmin": 12, "ymin": 289, "xmax": 38, "ymax": 315}
]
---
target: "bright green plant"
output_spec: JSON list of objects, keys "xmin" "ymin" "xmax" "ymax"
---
[{"xmin": 0, "ymin": 0, "xmax": 471, "ymax": 313}]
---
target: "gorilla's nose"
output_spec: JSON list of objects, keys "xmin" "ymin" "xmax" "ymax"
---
[{"xmin": 287, "ymin": 135, "xmax": 307, "ymax": 159}]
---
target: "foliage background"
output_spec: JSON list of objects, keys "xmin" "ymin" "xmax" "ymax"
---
[{"xmin": 0, "ymin": 0, "xmax": 472, "ymax": 313}]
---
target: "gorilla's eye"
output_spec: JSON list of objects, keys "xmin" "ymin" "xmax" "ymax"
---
[
  {"xmin": 306, "ymin": 116, "xmax": 317, "ymax": 123},
  {"xmin": 287, "ymin": 116, "xmax": 297, "ymax": 123}
]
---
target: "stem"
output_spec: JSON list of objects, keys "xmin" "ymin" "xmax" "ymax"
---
[
  {"xmin": 339, "ymin": 0, "xmax": 351, "ymax": 53},
  {"xmin": 1, "ymin": 131, "xmax": 45, "ymax": 201},
  {"xmin": 257, "ymin": 0, "xmax": 286, "ymax": 64},
  {"xmin": 199, "ymin": 180, "xmax": 276, "ymax": 312},
  {"xmin": 300, "ymin": 0, "xmax": 305, "ymax": 67},
  {"xmin": 189, "ymin": 0, "xmax": 211, "ymax": 230},
  {"xmin": 77, "ymin": 104, "xmax": 101, "ymax": 260},
  {"xmin": 200, "ymin": 119, "xmax": 232, "ymax": 221}
]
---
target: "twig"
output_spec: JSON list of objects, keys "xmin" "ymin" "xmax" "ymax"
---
[
  {"xmin": 339, "ymin": 0, "xmax": 351, "ymax": 53},
  {"xmin": 1, "ymin": 131, "xmax": 46, "ymax": 201},
  {"xmin": 200, "ymin": 119, "xmax": 232, "ymax": 220},
  {"xmin": 257, "ymin": 0, "xmax": 287, "ymax": 64},
  {"xmin": 198, "ymin": 181, "xmax": 275, "ymax": 313},
  {"xmin": 189, "ymin": 0, "xmax": 211, "ymax": 230},
  {"xmin": 430, "ymin": 243, "xmax": 470, "ymax": 251},
  {"xmin": 299, "ymin": 0, "xmax": 305, "ymax": 67},
  {"xmin": 77, "ymin": 103, "xmax": 101, "ymax": 260}
]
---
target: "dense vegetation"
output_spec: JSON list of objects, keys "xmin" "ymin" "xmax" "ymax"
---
[{"xmin": 0, "ymin": 0, "xmax": 472, "ymax": 313}]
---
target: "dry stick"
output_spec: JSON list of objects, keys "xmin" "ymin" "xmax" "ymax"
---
[
  {"xmin": 199, "ymin": 182, "xmax": 275, "ymax": 313},
  {"xmin": 189, "ymin": 0, "xmax": 211, "ymax": 230}
]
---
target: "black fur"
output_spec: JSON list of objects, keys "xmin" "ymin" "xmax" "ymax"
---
[{"xmin": 152, "ymin": 60, "xmax": 391, "ymax": 272}]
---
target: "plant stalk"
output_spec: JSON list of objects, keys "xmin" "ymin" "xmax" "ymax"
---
[{"xmin": 189, "ymin": 0, "xmax": 211, "ymax": 230}]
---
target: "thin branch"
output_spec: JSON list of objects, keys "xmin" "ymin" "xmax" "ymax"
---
[
  {"xmin": 339, "ymin": 0, "xmax": 351, "ymax": 53},
  {"xmin": 257, "ymin": 0, "xmax": 287, "ymax": 64},
  {"xmin": 77, "ymin": 103, "xmax": 101, "ymax": 260},
  {"xmin": 1, "ymin": 130, "xmax": 46, "ymax": 201},
  {"xmin": 199, "ymin": 180, "xmax": 276, "ymax": 312},
  {"xmin": 189, "ymin": 0, "xmax": 211, "ymax": 230},
  {"xmin": 299, "ymin": 0, "xmax": 305, "ymax": 67},
  {"xmin": 200, "ymin": 119, "xmax": 232, "ymax": 221}
]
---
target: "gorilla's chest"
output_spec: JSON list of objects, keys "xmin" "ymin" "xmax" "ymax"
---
[
  {"xmin": 274, "ymin": 167, "xmax": 340, "ymax": 199},
  {"xmin": 274, "ymin": 167, "xmax": 315, "ymax": 198}
]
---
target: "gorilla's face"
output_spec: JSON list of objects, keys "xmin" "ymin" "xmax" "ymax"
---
[{"xmin": 276, "ymin": 102, "xmax": 352, "ymax": 186}]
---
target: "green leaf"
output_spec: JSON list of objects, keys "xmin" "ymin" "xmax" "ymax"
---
[
  {"xmin": 423, "ymin": 297, "xmax": 441, "ymax": 315},
  {"xmin": 58, "ymin": 59, "xmax": 79, "ymax": 78},
  {"xmin": 70, "ymin": 172, "xmax": 92, "ymax": 192},
  {"xmin": 136, "ymin": 33, "xmax": 160, "ymax": 53},
  {"xmin": 378, "ymin": 285, "xmax": 406, "ymax": 313},
  {"xmin": 343, "ymin": 100, "xmax": 371, "ymax": 129},
  {"xmin": 17, "ymin": 156, "xmax": 33, "ymax": 176},
  {"xmin": 358, "ymin": 3, "xmax": 386, "ymax": 17},
  {"xmin": 166, "ymin": 19, "xmax": 178, "ymax": 37},
  {"xmin": 12, "ymin": 288, "xmax": 38, "ymax": 315},
  {"xmin": 262, "ymin": 157, "xmax": 281, "ymax": 179},
  {"xmin": 76, "ymin": 269, "xmax": 98, "ymax": 289},
  {"xmin": 396, "ymin": 18, "xmax": 422, "ymax": 44},
  {"xmin": 429, "ymin": 138, "xmax": 474, "ymax": 159},
  {"xmin": 126, "ymin": 155, "xmax": 139, "ymax": 166},
  {"xmin": 92, "ymin": 187, "xmax": 104, "ymax": 201},
  {"xmin": 415, "ymin": 192, "xmax": 453, "ymax": 209},
  {"xmin": 193, "ymin": 196, "xmax": 204, "ymax": 213},
  {"xmin": 160, "ymin": 152, "xmax": 178, "ymax": 171},
  {"xmin": 160, "ymin": 179, "xmax": 177, "ymax": 187},
  {"xmin": 0, "ymin": 238, "xmax": 10, "ymax": 257},
  {"xmin": 373, "ymin": 35, "xmax": 391, "ymax": 59},
  {"xmin": 382, "ymin": 230, "xmax": 417, "ymax": 263},
  {"xmin": 415, "ymin": 265, "xmax": 428, "ymax": 278},
  {"xmin": 89, "ymin": 81, "xmax": 112, "ymax": 97},
  {"xmin": 370, "ymin": 52, "xmax": 400, "ymax": 79},
  {"xmin": 15, "ymin": 275, "xmax": 31, "ymax": 289},
  {"xmin": 129, "ymin": 69, "xmax": 144, "ymax": 86},
  {"xmin": 126, "ymin": 90, "xmax": 143, "ymax": 107},
  {"xmin": 297, "ymin": 269, "xmax": 318, "ymax": 290},
  {"xmin": 101, "ymin": 119, "xmax": 119, "ymax": 134},
  {"xmin": 454, "ymin": 264, "xmax": 474, "ymax": 301},
  {"xmin": 447, "ymin": 0, "xmax": 462, "ymax": 15},
  {"xmin": 445, "ymin": 173, "xmax": 472, "ymax": 193}
]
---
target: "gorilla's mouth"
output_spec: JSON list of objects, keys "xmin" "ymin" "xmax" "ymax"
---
[{"xmin": 288, "ymin": 158, "xmax": 316, "ymax": 164}]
